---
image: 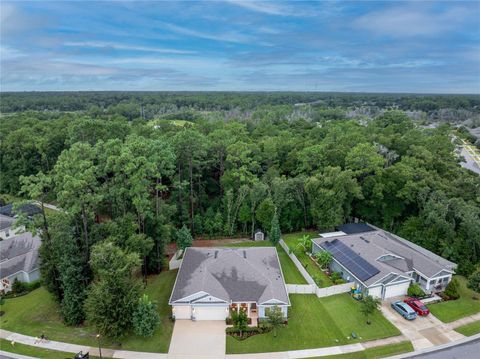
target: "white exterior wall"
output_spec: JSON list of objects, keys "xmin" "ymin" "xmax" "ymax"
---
[
  {"xmin": 367, "ymin": 286, "xmax": 382, "ymax": 299},
  {"xmin": 172, "ymin": 305, "xmax": 191, "ymax": 320},
  {"xmin": 258, "ymin": 305, "xmax": 288, "ymax": 318},
  {"xmin": 384, "ymin": 281, "xmax": 411, "ymax": 299}
]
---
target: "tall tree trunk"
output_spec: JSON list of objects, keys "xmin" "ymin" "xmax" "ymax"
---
[
  {"xmin": 189, "ymin": 158, "xmax": 194, "ymax": 234},
  {"xmin": 81, "ymin": 205, "xmax": 89, "ymax": 258}
]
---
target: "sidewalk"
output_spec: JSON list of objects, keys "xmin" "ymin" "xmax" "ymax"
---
[
  {"xmin": 0, "ymin": 328, "xmax": 405, "ymax": 359},
  {"xmin": 447, "ymin": 312, "xmax": 480, "ymax": 330}
]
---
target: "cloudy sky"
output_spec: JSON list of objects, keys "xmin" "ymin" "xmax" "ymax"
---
[{"xmin": 1, "ymin": 0, "xmax": 479, "ymax": 93}]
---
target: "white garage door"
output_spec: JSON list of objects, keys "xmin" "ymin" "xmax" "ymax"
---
[
  {"xmin": 384, "ymin": 282, "xmax": 410, "ymax": 299},
  {"xmin": 193, "ymin": 306, "xmax": 228, "ymax": 321},
  {"xmin": 173, "ymin": 305, "xmax": 191, "ymax": 320},
  {"xmin": 367, "ymin": 286, "xmax": 382, "ymax": 299}
]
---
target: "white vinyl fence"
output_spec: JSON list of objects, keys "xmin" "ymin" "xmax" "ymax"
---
[
  {"xmin": 279, "ymin": 239, "xmax": 353, "ymax": 298},
  {"xmin": 169, "ymin": 249, "xmax": 183, "ymax": 270}
]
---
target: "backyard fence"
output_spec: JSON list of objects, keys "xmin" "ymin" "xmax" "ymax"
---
[
  {"xmin": 279, "ymin": 239, "xmax": 316, "ymax": 285},
  {"xmin": 315, "ymin": 282, "xmax": 353, "ymax": 297},
  {"xmin": 169, "ymin": 249, "xmax": 183, "ymax": 270},
  {"xmin": 286, "ymin": 284, "xmax": 316, "ymax": 294}
]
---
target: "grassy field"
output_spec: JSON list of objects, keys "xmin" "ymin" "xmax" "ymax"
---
[
  {"xmin": 0, "ymin": 269, "xmax": 177, "ymax": 353},
  {"xmin": 226, "ymin": 293, "xmax": 400, "ymax": 354},
  {"xmin": 282, "ymin": 232, "xmax": 334, "ymax": 287},
  {"xmin": 218, "ymin": 239, "xmax": 308, "ymax": 284},
  {"xmin": 427, "ymin": 276, "xmax": 480, "ymax": 323},
  {"xmin": 0, "ymin": 338, "xmax": 101, "ymax": 359},
  {"xmin": 454, "ymin": 321, "xmax": 480, "ymax": 336},
  {"xmin": 308, "ymin": 341, "xmax": 413, "ymax": 359}
]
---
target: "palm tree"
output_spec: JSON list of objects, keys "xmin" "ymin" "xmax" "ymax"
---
[{"xmin": 295, "ymin": 234, "xmax": 311, "ymax": 253}]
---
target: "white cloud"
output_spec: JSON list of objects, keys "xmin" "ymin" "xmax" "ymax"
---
[
  {"xmin": 157, "ymin": 21, "xmax": 251, "ymax": 43},
  {"xmin": 354, "ymin": 5, "xmax": 471, "ymax": 38},
  {"xmin": 63, "ymin": 41, "xmax": 196, "ymax": 54},
  {"xmin": 226, "ymin": 1, "xmax": 287, "ymax": 16}
]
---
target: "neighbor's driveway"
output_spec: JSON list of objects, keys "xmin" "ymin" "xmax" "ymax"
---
[
  {"xmin": 380, "ymin": 301, "xmax": 464, "ymax": 351},
  {"xmin": 168, "ymin": 320, "xmax": 226, "ymax": 359}
]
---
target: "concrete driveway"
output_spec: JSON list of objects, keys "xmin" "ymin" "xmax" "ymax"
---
[
  {"xmin": 168, "ymin": 320, "xmax": 226, "ymax": 359},
  {"xmin": 380, "ymin": 301, "xmax": 464, "ymax": 351}
]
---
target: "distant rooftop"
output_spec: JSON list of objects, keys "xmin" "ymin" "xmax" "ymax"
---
[
  {"xmin": 0, "ymin": 232, "xmax": 41, "ymax": 278},
  {"xmin": 0, "ymin": 203, "xmax": 41, "ymax": 218},
  {"xmin": 337, "ymin": 223, "xmax": 376, "ymax": 235}
]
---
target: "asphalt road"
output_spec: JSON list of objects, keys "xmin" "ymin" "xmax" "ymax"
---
[{"xmin": 405, "ymin": 336, "xmax": 480, "ymax": 359}]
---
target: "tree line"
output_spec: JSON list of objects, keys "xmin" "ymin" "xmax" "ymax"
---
[{"xmin": 1, "ymin": 94, "xmax": 479, "ymax": 337}]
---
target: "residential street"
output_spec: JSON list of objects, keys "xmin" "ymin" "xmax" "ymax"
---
[{"xmin": 402, "ymin": 336, "xmax": 480, "ymax": 359}]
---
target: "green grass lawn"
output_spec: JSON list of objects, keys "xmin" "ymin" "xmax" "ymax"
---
[
  {"xmin": 282, "ymin": 232, "xmax": 334, "ymax": 287},
  {"xmin": 427, "ymin": 276, "xmax": 480, "ymax": 323},
  {"xmin": 308, "ymin": 341, "xmax": 413, "ymax": 359},
  {"xmin": 226, "ymin": 293, "xmax": 400, "ymax": 354},
  {"xmin": 454, "ymin": 321, "xmax": 480, "ymax": 336},
  {"xmin": 0, "ymin": 338, "xmax": 101, "ymax": 359},
  {"xmin": 218, "ymin": 239, "xmax": 307, "ymax": 284},
  {"xmin": 0, "ymin": 269, "xmax": 177, "ymax": 353}
]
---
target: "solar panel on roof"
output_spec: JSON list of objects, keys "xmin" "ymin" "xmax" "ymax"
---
[{"xmin": 323, "ymin": 239, "xmax": 380, "ymax": 282}]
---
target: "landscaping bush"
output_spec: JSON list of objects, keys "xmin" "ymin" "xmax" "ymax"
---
[
  {"xmin": 313, "ymin": 275, "xmax": 323, "ymax": 287},
  {"xmin": 407, "ymin": 283, "xmax": 425, "ymax": 297},
  {"xmin": 226, "ymin": 323, "xmax": 272, "ymax": 340},
  {"xmin": 330, "ymin": 272, "xmax": 344, "ymax": 284},
  {"xmin": 11, "ymin": 279, "xmax": 28, "ymax": 295},
  {"xmin": 467, "ymin": 271, "xmax": 480, "ymax": 294},
  {"xmin": 132, "ymin": 294, "xmax": 160, "ymax": 337},
  {"xmin": 444, "ymin": 278, "xmax": 460, "ymax": 300}
]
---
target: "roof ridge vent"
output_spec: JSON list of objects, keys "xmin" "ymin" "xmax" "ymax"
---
[
  {"xmin": 243, "ymin": 250, "xmax": 247, "ymax": 259},
  {"xmin": 214, "ymin": 250, "xmax": 218, "ymax": 259}
]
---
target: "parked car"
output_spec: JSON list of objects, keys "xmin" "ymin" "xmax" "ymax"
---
[
  {"xmin": 404, "ymin": 298, "xmax": 430, "ymax": 316},
  {"xmin": 391, "ymin": 300, "xmax": 417, "ymax": 320}
]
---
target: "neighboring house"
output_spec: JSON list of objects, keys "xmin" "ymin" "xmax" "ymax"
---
[
  {"xmin": 0, "ymin": 232, "xmax": 41, "ymax": 292},
  {"xmin": 0, "ymin": 214, "xmax": 17, "ymax": 240},
  {"xmin": 0, "ymin": 203, "xmax": 42, "ymax": 219},
  {"xmin": 169, "ymin": 247, "xmax": 290, "ymax": 321},
  {"xmin": 312, "ymin": 223, "xmax": 456, "ymax": 300}
]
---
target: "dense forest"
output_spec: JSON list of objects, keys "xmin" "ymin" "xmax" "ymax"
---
[{"xmin": 1, "ymin": 91, "xmax": 479, "ymax": 336}]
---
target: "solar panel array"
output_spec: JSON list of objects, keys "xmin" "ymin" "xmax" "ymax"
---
[{"xmin": 323, "ymin": 239, "xmax": 380, "ymax": 282}]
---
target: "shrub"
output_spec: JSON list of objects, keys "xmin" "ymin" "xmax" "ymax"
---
[
  {"xmin": 313, "ymin": 275, "xmax": 323, "ymax": 287},
  {"xmin": 407, "ymin": 283, "xmax": 425, "ymax": 297},
  {"xmin": 11, "ymin": 279, "xmax": 27, "ymax": 295},
  {"xmin": 467, "ymin": 271, "xmax": 480, "ymax": 294},
  {"xmin": 444, "ymin": 278, "xmax": 460, "ymax": 300},
  {"xmin": 230, "ymin": 309, "xmax": 248, "ymax": 335},
  {"xmin": 330, "ymin": 271, "xmax": 342, "ymax": 284},
  {"xmin": 132, "ymin": 294, "xmax": 160, "ymax": 337}
]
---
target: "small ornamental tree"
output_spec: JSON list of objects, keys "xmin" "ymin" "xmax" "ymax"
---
[
  {"xmin": 230, "ymin": 309, "xmax": 248, "ymax": 336},
  {"xmin": 296, "ymin": 234, "xmax": 311, "ymax": 253},
  {"xmin": 176, "ymin": 225, "xmax": 193, "ymax": 251},
  {"xmin": 444, "ymin": 278, "xmax": 460, "ymax": 300},
  {"xmin": 269, "ymin": 211, "xmax": 281, "ymax": 245},
  {"xmin": 315, "ymin": 251, "xmax": 332, "ymax": 270},
  {"xmin": 360, "ymin": 295, "xmax": 380, "ymax": 324},
  {"xmin": 133, "ymin": 294, "xmax": 160, "ymax": 337},
  {"xmin": 266, "ymin": 306, "xmax": 284, "ymax": 338},
  {"xmin": 407, "ymin": 283, "xmax": 425, "ymax": 298},
  {"xmin": 468, "ymin": 271, "xmax": 480, "ymax": 294}
]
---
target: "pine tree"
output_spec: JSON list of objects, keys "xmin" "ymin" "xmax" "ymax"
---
[{"xmin": 269, "ymin": 210, "xmax": 281, "ymax": 245}]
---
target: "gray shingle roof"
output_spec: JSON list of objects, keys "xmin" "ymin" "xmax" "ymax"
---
[
  {"xmin": 0, "ymin": 214, "xmax": 15, "ymax": 231},
  {"xmin": 313, "ymin": 227, "xmax": 456, "ymax": 286},
  {"xmin": 0, "ymin": 203, "xmax": 41, "ymax": 218},
  {"xmin": 169, "ymin": 247, "xmax": 290, "ymax": 305},
  {"xmin": 0, "ymin": 232, "xmax": 41, "ymax": 278}
]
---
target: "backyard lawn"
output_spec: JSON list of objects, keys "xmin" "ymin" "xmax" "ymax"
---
[
  {"xmin": 308, "ymin": 341, "xmax": 413, "ymax": 359},
  {"xmin": 283, "ymin": 232, "xmax": 334, "ymax": 287},
  {"xmin": 226, "ymin": 293, "xmax": 400, "ymax": 354},
  {"xmin": 454, "ymin": 321, "xmax": 480, "ymax": 336},
  {"xmin": 219, "ymin": 239, "xmax": 307, "ymax": 284},
  {"xmin": 427, "ymin": 276, "xmax": 480, "ymax": 323},
  {"xmin": 0, "ymin": 269, "xmax": 177, "ymax": 353}
]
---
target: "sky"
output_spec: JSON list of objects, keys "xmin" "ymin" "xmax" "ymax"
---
[{"xmin": 1, "ymin": 0, "xmax": 479, "ymax": 93}]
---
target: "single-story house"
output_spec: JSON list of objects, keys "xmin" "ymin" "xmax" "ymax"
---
[
  {"xmin": 0, "ymin": 232, "xmax": 41, "ymax": 292},
  {"xmin": 312, "ymin": 223, "xmax": 456, "ymax": 300},
  {"xmin": 169, "ymin": 247, "xmax": 290, "ymax": 321}
]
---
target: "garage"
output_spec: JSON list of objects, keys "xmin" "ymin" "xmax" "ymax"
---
[
  {"xmin": 384, "ymin": 281, "xmax": 411, "ymax": 299},
  {"xmin": 367, "ymin": 286, "xmax": 382, "ymax": 299},
  {"xmin": 193, "ymin": 305, "xmax": 228, "ymax": 321},
  {"xmin": 172, "ymin": 305, "xmax": 191, "ymax": 320}
]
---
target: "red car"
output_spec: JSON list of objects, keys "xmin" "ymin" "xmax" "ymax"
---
[{"xmin": 404, "ymin": 298, "xmax": 430, "ymax": 316}]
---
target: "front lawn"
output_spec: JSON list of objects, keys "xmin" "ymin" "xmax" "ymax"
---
[
  {"xmin": 0, "ymin": 338, "xmax": 101, "ymax": 359},
  {"xmin": 427, "ymin": 276, "xmax": 480, "ymax": 323},
  {"xmin": 226, "ymin": 294, "xmax": 400, "ymax": 354},
  {"xmin": 454, "ymin": 321, "xmax": 480, "ymax": 336},
  {"xmin": 283, "ymin": 232, "xmax": 334, "ymax": 287},
  {"xmin": 308, "ymin": 341, "xmax": 413, "ymax": 359},
  {"xmin": 0, "ymin": 269, "xmax": 177, "ymax": 353},
  {"xmin": 218, "ymin": 239, "xmax": 307, "ymax": 284}
]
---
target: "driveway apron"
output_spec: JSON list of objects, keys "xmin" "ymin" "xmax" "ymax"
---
[{"xmin": 168, "ymin": 320, "xmax": 226, "ymax": 359}]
